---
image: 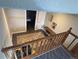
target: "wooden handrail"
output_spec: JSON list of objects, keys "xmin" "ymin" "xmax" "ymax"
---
[
  {"xmin": 1, "ymin": 36, "xmax": 51, "ymax": 52},
  {"xmin": 1, "ymin": 31, "xmax": 68, "ymax": 52},
  {"xmin": 70, "ymin": 32, "xmax": 78, "ymax": 39},
  {"xmin": 1, "ymin": 27, "xmax": 73, "ymax": 59},
  {"xmin": 43, "ymin": 26, "xmax": 56, "ymax": 35}
]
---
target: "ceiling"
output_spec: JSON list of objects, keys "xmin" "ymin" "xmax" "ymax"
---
[{"xmin": 0, "ymin": 0, "xmax": 78, "ymax": 14}]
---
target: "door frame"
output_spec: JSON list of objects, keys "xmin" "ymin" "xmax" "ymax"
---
[{"xmin": 26, "ymin": 10, "xmax": 36, "ymax": 31}]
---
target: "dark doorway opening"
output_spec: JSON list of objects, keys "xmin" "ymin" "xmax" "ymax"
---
[{"xmin": 27, "ymin": 10, "xmax": 36, "ymax": 32}]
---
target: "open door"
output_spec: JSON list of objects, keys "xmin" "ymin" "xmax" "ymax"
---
[{"xmin": 27, "ymin": 10, "xmax": 36, "ymax": 32}]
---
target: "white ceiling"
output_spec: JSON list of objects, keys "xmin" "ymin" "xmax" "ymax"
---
[{"xmin": 0, "ymin": 0, "xmax": 77, "ymax": 14}]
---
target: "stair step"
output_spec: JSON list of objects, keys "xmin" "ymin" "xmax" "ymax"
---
[{"xmin": 32, "ymin": 46, "xmax": 74, "ymax": 59}]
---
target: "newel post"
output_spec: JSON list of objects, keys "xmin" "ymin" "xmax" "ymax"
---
[
  {"xmin": 68, "ymin": 27, "xmax": 72, "ymax": 34},
  {"xmin": 61, "ymin": 27, "xmax": 72, "ymax": 44}
]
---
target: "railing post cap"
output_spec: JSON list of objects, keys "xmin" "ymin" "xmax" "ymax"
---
[
  {"xmin": 68, "ymin": 27, "xmax": 72, "ymax": 32},
  {"xmin": 70, "ymin": 27, "xmax": 72, "ymax": 30}
]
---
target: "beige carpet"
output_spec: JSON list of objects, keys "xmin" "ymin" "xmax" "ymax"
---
[{"xmin": 16, "ymin": 32, "xmax": 45, "ymax": 44}]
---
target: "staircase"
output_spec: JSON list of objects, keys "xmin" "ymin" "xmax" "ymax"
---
[
  {"xmin": 1, "ymin": 27, "xmax": 78, "ymax": 59},
  {"xmin": 32, "ymin": 45, "xmax": 74, "ymax": 59}
]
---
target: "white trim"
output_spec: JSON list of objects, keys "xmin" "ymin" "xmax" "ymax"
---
[
  {"xmin": 2, "ymin": 8, "xmax": 11, "ymax": 35},
  {"xmin": 25, "ymin": 10, "xmax": 27, "ymax": 32},
  {"xmin": 11, "ymin": 31, "xmax": 26, "ymax": 34},
  {"xmin": 35, "ymin": 11, "xmax": 39, "ymax": 30},
  {"xmin": 35, "ymin": 11, "xmax": 47, "ymax": 30},
  {"xmin": 11, "ymin": 10, "xmax": 27, "ymax": 34},
  {"xmin": 2, "ymin": 8, "xmax": 13, "ymax": 47}
]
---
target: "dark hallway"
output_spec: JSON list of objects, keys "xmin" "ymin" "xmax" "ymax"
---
[{"xmin": 27, "ymin": 10, "xmax": 36, "ymax": 32}]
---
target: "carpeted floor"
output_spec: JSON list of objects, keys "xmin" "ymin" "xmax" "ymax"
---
[
  {"xmin": 32, "ymin": 46, "xmax": 74, "ymax": 59},
  {"xmin": 16, "ymin": 31, "xmax": 45, "ymax": 44}
]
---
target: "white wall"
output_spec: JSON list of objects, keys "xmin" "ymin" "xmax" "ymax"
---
[
  {"xmin": 35, "ymin": 11, "xmax": 46, "ymax": 30},
  {"xmin": 44, "ymin": 13, "xmax": 78, "ymax": 50},
  {"xmin": 4, "ymin": 9, "xmax": 26, "ymax": 34},
  {"xmin": 1, "ymin": 8, "xmax": 12, "ymax": 47},
  {"xmin": 0, "ymin": 8, "xmax": 13, "ymax": 59}
]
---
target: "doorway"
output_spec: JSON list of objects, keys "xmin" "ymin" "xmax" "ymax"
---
[{"xmin": 27, "ymin": 10, "xmax": 36, "ymax": 32}]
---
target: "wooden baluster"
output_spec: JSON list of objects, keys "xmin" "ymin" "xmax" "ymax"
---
[
  {"xmin": 37, "ymin": 40, "xmax": 41, "ymax": 54},
  {"xmin": 42, "ymin": 39, "xmax": 48, "ymax": 52},
  {"xmin": 26, "ymin": 45, "xmax": 28, "ymax": 56},
  {"xmin": 20, "ymin": 47, "xmax": 23, "ymax": 59},
  {"xmin": 32, "ymin": 42, "xmax": 38, "ymax": 55},
  {"xmin": 36, "ymin": 41, "xmax": 38, "ymax": 50},
  {"xmin": 35, "ymin": 41, "xmax": 39, "ymax": 55},
  {"xmin": 43, "ymin": 39, "xmax": 47, "ymax": 52},
  {"xmin": 61, "ymin": 32, "xmax": 70, "ymax": 44},
  {"xmin": 58, "ymin": 34, "xmax": 62, "ymax": 44},
  {"xmin": 50, "ymin": 36, "xmax": 56, "ymax": 49},
  {"xmin": 48, "ymin": 38, "xmax": 53, "ymax": 50},
  {"xmin": 54, "ymin": 35, "xmax": 59, "ymax": 47},
  {"xmin": 46, "ymin": 39, "xmax": 50, "ymax": 50},
  {"xmin": 59, "ymin": 33, "xmax": 65, "ymax": 44},
  {"xmin": 46, "ymin": 38, "xmax": 51, "ymax": 51},
  {"xmin": 15, "ymin": 48, "xmax": 22, "ymax": 59},
  {"xmin": 37, "ymin": 41, "xmax": 41, "ymax": 49},
  {"xmin": 31, "ymin": 43, "xmax": 34, "ymax": 55},
  {"xmin": 55, "ymin": 34, "xmax": 61, "ymax": 47},
  {"xmin": 57, "ymin": 34, "xmax": 61, "ymax": 45},
  {"xmin": 44, "ymin": 39, "xmax": 48, "ymax": 51},
  {"xmin": 32, "ymin": 42, "xmax": 37, "ymax": 55},
  {"xmin": 40, "ymin": 39, "xmax": 46, "ymax": 53},
  {"xmin": 34, "ymin": 42, "xmax": 37, "ymax": 51},
  {"xmin": 13, "ymin": 49, "xmax": 18, "ymax": 59},
  {"xmin": 61, "ymin": 33, "xmax": 66, "ymax": 43},
  {"xmin": 4, "ymin": 50, "xmax": 14, "ymax": 59},
  {"xmin": 40, "ymin": 40, "xmax": 44, "ymax": 53},
  {"xmin": 4, "ymin": 51, "xmax": 9, "ymax": 59},
  {"xmin": 22, "ymin": 45, "xmax": 28, "ymax": 57},
  {"xmin": 38, "ymin": 40, "xmax": 43, "ymax": 54}
]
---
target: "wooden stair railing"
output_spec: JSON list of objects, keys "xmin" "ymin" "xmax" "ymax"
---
[
  {"xmin": 67, "ymin": 32, "xmax": 78, "ymax": 49},
  {"xmin": 43, "ymin": 26, "xmax": 56, "ymax": 36},
  {"xmin": 1, "ymin": 28, "xmax": 72, "ymax": 59}
]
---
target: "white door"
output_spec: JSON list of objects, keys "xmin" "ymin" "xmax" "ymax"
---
[
  {"xmin": 4, "ymin": 9, "xmax": 26, "ymax": 34},
  {"xmin": 35, "ymin": 11, "xmax": 46, "ymax": 30}
]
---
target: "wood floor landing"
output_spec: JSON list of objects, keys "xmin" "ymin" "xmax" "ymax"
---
[
  {"xmin": 12, "ymin": 30, "xmax": 46, "ymax": 45},
  {"xmin": 16, "ymin": 31, "xmax": 45, "ymax": 44},
  {"xmin": 32, "ymin": 46, "xmax": 74, "ymax": 59}
]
